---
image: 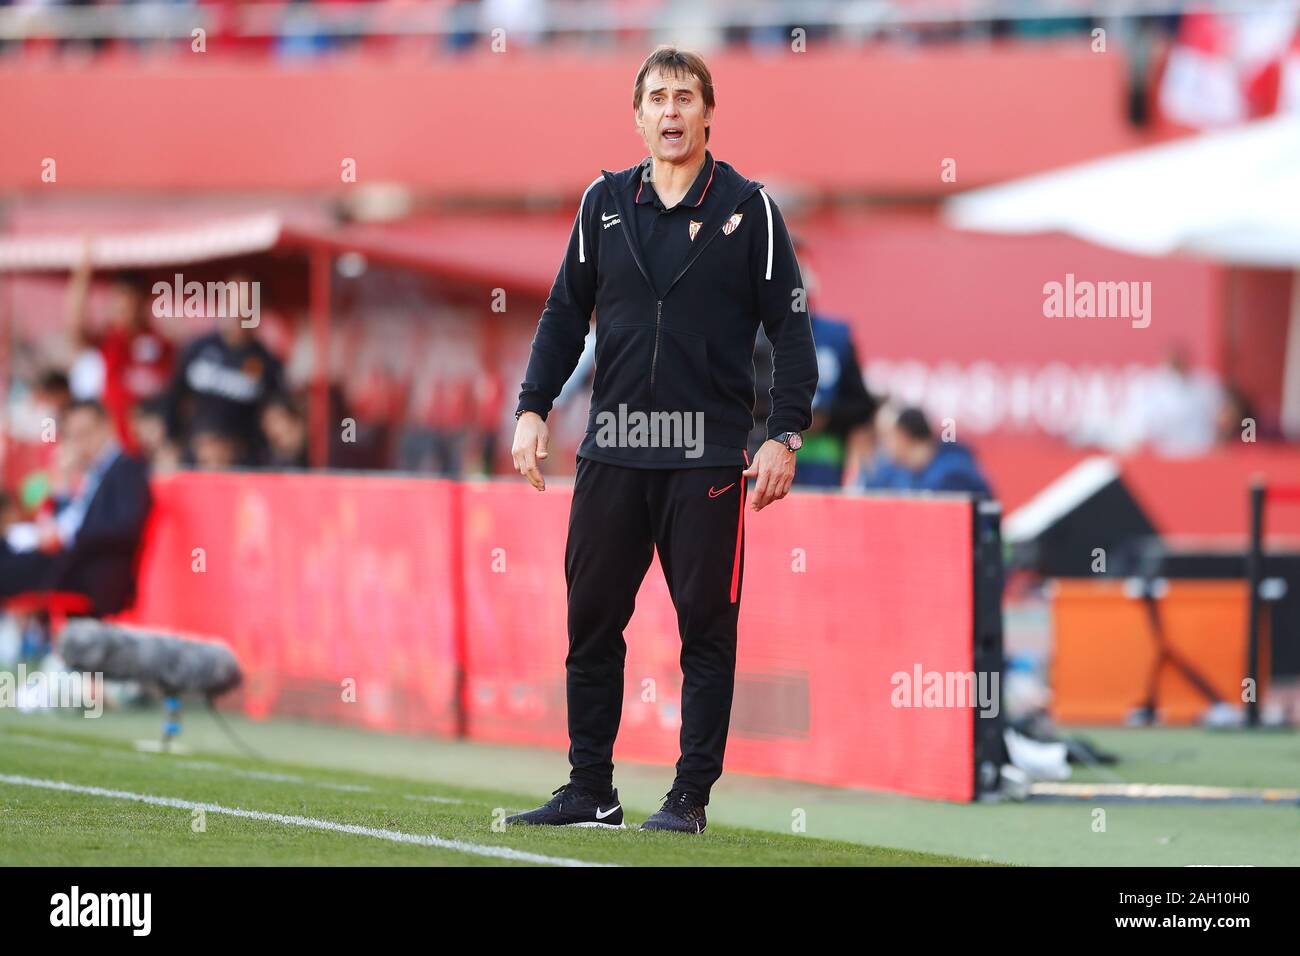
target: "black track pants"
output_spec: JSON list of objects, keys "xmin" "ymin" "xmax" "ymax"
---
[{"xmin": 564, "ymin": 456, "xmax": 747, "ymax": 803}]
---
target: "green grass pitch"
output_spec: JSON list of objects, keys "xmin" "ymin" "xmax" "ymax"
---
[{"xmin": 1, "ymin": 706, "xmax": 1296, "ymax": 866}]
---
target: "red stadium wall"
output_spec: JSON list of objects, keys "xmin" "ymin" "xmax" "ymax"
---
[
  {"xmin": 461, "ymin": 483, "xmax": 975, "ymax": 799},
  {"xmin": 120, "ymin": 472, "xmax": 462, "ymax": 736},
  {"xmin": 124, "ymin": 471, "xmax": 980, "ymax": 801},
  {"xmin": 0, "ymin": 44, "xmax": 1141, "ymax": 196}
]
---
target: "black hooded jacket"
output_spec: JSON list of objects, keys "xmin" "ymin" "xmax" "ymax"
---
[{"xmin": 516, "ymin": 152, "xmax": 818, "ymax": 468}]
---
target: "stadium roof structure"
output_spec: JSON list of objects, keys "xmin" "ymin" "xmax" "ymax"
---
[
  {"xmin": 0, "ymin": 210, "xmax": 568, "ymax": 297},
  {"xmin": 0, "ymin": 210, "xmax": 573, "ymax": 467},
  {"xmin": 943, "ymin": 114, "xmax": 1300, "ymax": 268}
]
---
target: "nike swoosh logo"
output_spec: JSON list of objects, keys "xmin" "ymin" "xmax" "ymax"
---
[
  {"xmin": 601, "ymin": 212, "xmax": 618, "ymax": 221},
  {"xmin": 595, "ymin": 804, "xmax": 621, "ymax": 820},
  {"xmin": 708, "ymin": 483, "xmax": 736, "ymax": 498}
]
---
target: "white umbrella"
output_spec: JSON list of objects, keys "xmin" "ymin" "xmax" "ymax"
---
[{"xmin": 944, "ymin": 114, "xmax": 1300, "ymax": 268}]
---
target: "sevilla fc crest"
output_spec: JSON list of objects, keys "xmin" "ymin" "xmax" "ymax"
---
[
  {"xmin": 688, "ymin": 220, "xmax": 703, "ymax": 241},
  {"xmin": 722, "ymin": 213, "xmax": 744, "ymax": 236}
]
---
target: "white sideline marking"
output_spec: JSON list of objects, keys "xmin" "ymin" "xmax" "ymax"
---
[
  {"xmin": 0, "ymin": 774, "xmax": 615, "ymax": 868},
  {"xmin": 1, "ymin": 731, "xmax": 372, "ymax": 792}
]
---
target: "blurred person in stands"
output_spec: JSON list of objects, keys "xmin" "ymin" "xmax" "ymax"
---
[
  {"xmin": 0, "ymin": 400, "xmax": 152, "ymax": 616},
  {"xmin": 1104, "ymin": 347, "xmax": 1221, "ymax": 457},
  {"xmin": 472, "ymin": 369, "xmax": 505, "ymax": 475},
  {"xmin": 66, "ymin": 248, "xmax": 174, "ymax": 450},
  {"xmin": 787, "ymin": 236, "xmax": 878, "ymax": 488},
  {"xmin": 189, "ymin": 416, "xmax": 246, "ymax": 471},
  {"xmin": 163, "ymin": 274, "xmax": 286, "ymax": 466},
  {"xmin": 0, "ymin": 491, "xmax": 20, "ymax": 536},
  {"xmin": 15, "ymin": 370, "xmax": 75, "ymax": 513},
  {"xmin": 864, "ymin": 404, "xmax": 992, "ymax": 497},
  {"xmin": 261, "ymin": 394, "xmax": 309, "ymax": 469},
  {"xmin": 32, "ymin": 369, "xmax": 72, "ymax": 420},
  {"xmin": 1215, "ymin": 382, "xmax": 1283, "ymax": 444},
  {"xmin": 128, "ymin": 397, "xmax": 181, "ymax": 476}
]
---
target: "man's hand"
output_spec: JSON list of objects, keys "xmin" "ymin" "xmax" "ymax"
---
[
  {"xmin": 742, "ymin": 439, "xmax": 796, "ymax": 512},
  {"xmin": 511, "ymin": 411, "xmax": 550, "ymax": 491}
]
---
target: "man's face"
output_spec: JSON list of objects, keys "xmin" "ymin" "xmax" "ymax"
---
[
  {"xmin": 108, "ymin": 283, "xmax": 142, "ymax": 332},
  {"xmin": 192, "ymin": 431, "xmax": 239, "ymax": 469},
  {"xmin": 636, "ymin": 68, "xmax": 711, "ymax": 164},
  {"xmin": 61, "ymin": 408, "xmax": 108, "ymax": 470}
]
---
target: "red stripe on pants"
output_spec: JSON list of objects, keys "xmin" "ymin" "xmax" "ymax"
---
[{"xmin": 730, "ymin": 450, "xmax": 748, "ymax": 603}]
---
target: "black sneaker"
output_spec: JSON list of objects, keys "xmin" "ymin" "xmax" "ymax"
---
[
  {"xmin": 504, "ymin": 784, "xmax": 624, "ymax": 828},
  {"xmin": 639, "ymin": 788, "xmax": 707, "ymax": 834}
]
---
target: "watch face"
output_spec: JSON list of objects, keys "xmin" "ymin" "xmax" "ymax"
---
[{"xmin": 787, "ymin": 432, "xmax": 803, "ymax": 451}]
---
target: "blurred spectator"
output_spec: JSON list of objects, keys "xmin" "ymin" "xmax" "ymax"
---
[
  {"xmin": 398, "ymin": 374, "xmax": 473, "ymax": 476},
  {"xmin": 0, "ymin": 399, "xmax": 152, "ymax": 616},
  {"xmin": 864, "ymin": 404, "xmax": 992, "ymax": 497},
  {"xmin": 0, "ymin": 490, "xmax": 20, "ymax": 532},
  {"xmin": 66, "ymin": 250, "xmax": 175, "ymax": 452},
  {"xmin": 32, "ymin": 369, "xmax": 72, "ymax": 418},
  {"xmin": 261, "ymin": 394, "xmax": 309, "ymax": 469},
  {"xmin": 1104, "ymin": 349, "xmax": 1221, "ymax": 457},
  {"xmin": 787, "ymin": 237, "xmax": 879, "ymax": 488},
  {"xmin": 128, "ymin": 396, "xmax": 181, "ymax": 475},
  {"xmin": 190, "ymin": 415, "xmax": 246, "ymax": 470},
  {"xmin": 1214, "ymin": 382, "xmax": 1285, "ymax": 444},
  {"xmin": 791, "ymin": 312, "xmax": 878, "ymax": 488},
  {"xmin": 15, "ymin": 370, "xmax": 75, "ymax": 512},
  {"xmin": 163, "ymin": 277, "xmax": 287, "ymax": 467}
]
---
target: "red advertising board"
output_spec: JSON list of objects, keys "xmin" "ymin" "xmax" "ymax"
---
[
  {"xmin": 461, "ymin": 482, "xmax": 976, "ymax": 800},
  {"xmin": 125, "ymin": 472, "xmax": 980, "ymax": 800},
  {"xmin": 122, "ymin": 471, "xmax": 460, "ymax": 736}
]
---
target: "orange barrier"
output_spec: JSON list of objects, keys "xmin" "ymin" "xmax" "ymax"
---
[
  {"xmin": 1049, "ymin": 580, "xmax": 1266, "ymax": 725},
  {"xmin": 122, "ymin": 471, "xmax": 989, "ymax": 800}
]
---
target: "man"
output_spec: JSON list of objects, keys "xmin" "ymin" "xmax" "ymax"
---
[
  {"xmin": 864, "ymin": 405, "xmax": 992, "ymax": 498},
  {"xmin": 66, "ymin": 250, "xmax": 174, "ymax": 453},
  {"xmin": 0, "ymin": 400, "xmax": 153, "ymax": 616},
  {"xmin": 163, "ymin": 279, "xmax": 286, "ymax": 467},
  {"xmin": 761, "ymin": 236, "xmax": 876, "ymax": 489},
  {"xmin": 506, "ymin": 46, "xmax": 817, "ymax": 834}
]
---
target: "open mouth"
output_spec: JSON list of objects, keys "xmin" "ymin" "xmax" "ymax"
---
[{"xmin": 662, "ymin": 127, "xmax": 683, "ymax": 143}]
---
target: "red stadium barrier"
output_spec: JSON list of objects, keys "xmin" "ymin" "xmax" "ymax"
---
[
  {"xmin": 121, "ymin": 471, "xmax": 461, "ymax": 736},
  {"xmin": 461, "ymin": 482, "xmax": 979, "ymax": 799},
  {"xmin": 126, "ymin": 471, "xmax": 990, "ymax": 801}
]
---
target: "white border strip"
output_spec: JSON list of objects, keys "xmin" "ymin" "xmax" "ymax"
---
[
  {"xmin": 759, "ymin": 189, "xmax": 774, "ymax": 280},
  {"xmin": 0, "ymin": 774, "xmax": 614, "ymax": 868},
  {"xmin": 577, "ymin": 176, "xmax": 602, "ymax": 264}
]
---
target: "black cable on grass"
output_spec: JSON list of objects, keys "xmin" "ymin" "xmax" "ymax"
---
[{"xmin": 204, "ymin": 697, "xmax": 268, "ymax": 762}]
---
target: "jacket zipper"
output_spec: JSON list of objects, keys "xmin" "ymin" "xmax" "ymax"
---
[{"xmin": 650, "ymin": 299, "xmax": 663, "ymax": 397}]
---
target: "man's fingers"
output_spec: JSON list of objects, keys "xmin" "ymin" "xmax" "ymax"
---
[
  {"xmin": 514, "ymin": 447, "xmax": 535, "ymax": 477},
  {"xmin": 741, "ymin": 462, "xmax": 759, "ymax": 478},
  {"xmin": 535, "ymin": 430, "xmax": 549, "ymax": 460},
  {"xmin": 751, "ymin": 469, "xmax": 772, "ymax": 511},
  {"xmin": 525, "ymin": 466, "xmax": 546, "ymax": 491}
]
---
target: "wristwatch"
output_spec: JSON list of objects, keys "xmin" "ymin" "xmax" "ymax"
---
[{"xmin": 773, "ymin": 431, "xmax": 803, "ymax": 452}]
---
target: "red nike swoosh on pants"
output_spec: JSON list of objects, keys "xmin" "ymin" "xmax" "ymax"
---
[{"xmin": 707, "ymin": 483, "xmax": 735, "ymax": 498}]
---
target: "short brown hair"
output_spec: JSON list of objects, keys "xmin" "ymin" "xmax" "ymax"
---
[{"xmin": 632, "ymin": 45, "xmax": 715, "ymax": 143}]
